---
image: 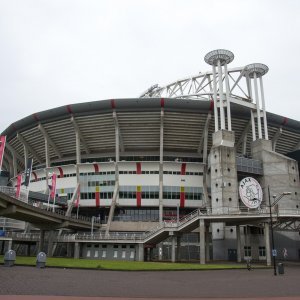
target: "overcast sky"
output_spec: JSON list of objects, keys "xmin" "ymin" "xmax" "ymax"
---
[{"xmin": 0, "ymin": 0, "xmax": 299, "ymax": 131}]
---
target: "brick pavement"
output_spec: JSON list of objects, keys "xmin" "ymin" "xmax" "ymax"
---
[{"xmin": 0, "ymin": 266, "xmax": 300, "ymax": 299}]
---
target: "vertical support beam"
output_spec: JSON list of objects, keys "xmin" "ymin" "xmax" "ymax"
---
[
  {"xmin": 75, "ymin": 129, "xmax": 81, "ymax": 164},
  {"xmin": 259, "ymin": 77, "xmax": 269, "ymax": 140},
  {"xmin": 171, "ymin": 235, "xmax": 176, "ymax": 263},
  {"xmin": 7, "ymin": 239, "xmax": 12, "ymax": 251},
  {"xmin": 12, "ymin": 154, "xmax": 17, "ymax": 177},
  {"xmin": 264, "ymin": 222, "xmax": 271, "ymax": 266},
  {"xmin": 74, "ymin": 242, "xmax": 80, "ymax": 259},
  {"xmin": 212, "ymin": 66, "xmax": 219, "ymax": 132},
  {"xmin": 224, "ymin": 63, "xmax": 232, "ymax": 131},
  {"xmin": 47, "ymin": 231, "xmax": 54, "ymax": 257},
  {"xmin": 251, "ymin": 110, "xmax": 256, "ymax": 141},
  {"xmin": 199, "ymin": 219, "xmax": 205, "ymax": 264},
  {"xmin": 217, "ymin": 60, "xmax": 225, "ymax": 130},
  {"xmin": 253, "ymin": 73, "xmax": 262, "ymax": 139},
  {"xmin": 45, "ymin": 137, "xmax": 50, "ymax": 168},
  {"xmin": 137, "ymin": 243, "xmax": 144, "ymax": 261},
  {"xmin": 176, "ymin": 235, "xmax": 181, "ymax": 262},
  {"xmin": 236, "ymin": 225, "xmax": 242, "ymax": 263},
  {"xmin": 38, "ymin": 230, "xmax": 45, "ymax": 253},
  {"xmin": 24, "ymin": 146, "xmax": 29, "ymax": 170},
  {"xmin": 159, "ymin": 109, "xmax": 164, "ymax": 224},
  {"xmin": 205, "ymin": 224, "xmax": 210, "ymax": 262}
]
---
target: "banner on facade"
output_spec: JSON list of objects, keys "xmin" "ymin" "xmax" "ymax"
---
[
  {"xmin": 15, "ymin": 174, "xmax": 22, "ymax": 199},
  {"xmin": 239, "ymin": 177, "xmax": 263, "ymax": 209},
  {"xmin": 0, "ymin": 136, "xmax": 7, "ymax": 171},
  {"xmin": 50, "ymin": 173, "xmax": 57, "ymax": 200},
  {"xmin": 75, "ymin": 184, "xmax": 80, "ymax": 208},
  {"xmin": 24, "ymin": 158, "xmax": 33, "ymax": 187}
]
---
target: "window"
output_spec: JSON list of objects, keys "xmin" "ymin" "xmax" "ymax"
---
[
  {"xmin": 94, "ymin": 250, "xmax": 99, "ymax": 258},
  {"xmin": 244, "ymin": 246, "xmax": 251, "ymax": 257},
  {"xmin": 113, "ymin": 250, "xmax": 118, "ymax": 258},
  {"xmin": 102, "ymin": 250, "xmax": 106, "ymax": 258},
  {"xmin": 122, "ymin": 251, "xmax": 126, "ymax": 259},
  {"xmin": 130, "ymin": 251, "xmax": 135, "ymax": 259},
  {"xmin": 259, "ymin": 246, "xmax": 266, "ymax": 257},
  {"xmin": 86, "ymin": 250, "xmax": 91, "ymax": 257}
]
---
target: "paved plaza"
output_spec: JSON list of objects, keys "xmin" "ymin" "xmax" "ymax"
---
[{"xmin": 0, "ymin": 264, "xmax": 300, "ymax": 299}]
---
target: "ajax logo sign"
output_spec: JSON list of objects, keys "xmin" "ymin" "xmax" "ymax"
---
[{"xmin": 239, "ymin": 177, "xmax": 262, "ymax": 209}]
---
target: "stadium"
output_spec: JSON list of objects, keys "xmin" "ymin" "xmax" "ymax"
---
[{"xmin": 0, "ymin": 49, "xmax": 299, "ymax": 263}]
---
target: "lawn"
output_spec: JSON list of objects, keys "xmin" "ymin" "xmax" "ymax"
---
[{"xmin": 0, "ymin": 256, "xmax": 266, "ymax": 271}]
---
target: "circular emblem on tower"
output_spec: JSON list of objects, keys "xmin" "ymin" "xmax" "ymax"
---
[{"xmin": 239, "ymin": 177, "xmax": 262, "ymax": 209}]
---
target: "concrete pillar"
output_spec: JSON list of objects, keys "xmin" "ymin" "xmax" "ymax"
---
[
  {"xmin": 224, "ymin": 63, "xmax": 232, "ymax": 131},
  {"xmin": 74, "ymin": 242, "xmax": 80, "ymax": 259},
  {"xmin": 259, "ymin": 77, "xmax": 268, "ymax": 140},
  {"xmin": 136, "ymin": 244, "xmax": 144, "ymax": 262},
  {"xmin": 27, "ymin": 244, "xmax": 31, "ymax": 256},
  {"xmin": 217, "ymin": 59, "xmax": 226, "ymax": 130},
  {"xmin": 12, "ymin": 154, "xmax": 17, "ymax": 177},
  {"xmin": 176, "ymin": 235, "xmax": 181, "ymax": 262},
  {"xmin": 24, "ymin": 146, "xmax": 29, "ymax": 170},
  {"xmin": 236, "ymin": 225, "xmax": 242, "ymax": 263},
  {"xmin": 171, "ymin": 235, "xmax": 176, "ymax": 263},
  {"xmin": 205, "ymin": 224, "xmax": 210, "ymax": 262},
  {"xmin": 67, "ymin": 243, "xmax": 73, "ymax": 258},
  {"xmin": 264, "ymin": 223, "xmax": 271, "ymax": 266},
  {"xmin": 199, "ymin": 219, "xmax": 205, "ymax": 264},
  {"xmin": 38, "ymin": 230, "xmax": 45, "ymax": 253},
  {"xmin": 212, "ymin": 65, "xmax": 219, "ymax": 131},
  {"xmin": 253, "ymin": 72, "xmax": 262, "ymax": 139},
  {"xmin": 158, "ymin": 243, "xmax": 163, "ymax": 261},
  {"xmin": 7, "ymin": 239, "xmax": 12, "ymax": 251},
  {"xmin": 47, "ymin": 231, "xmax": 54, "ymax": 257},
  {"xmin": 75, "ymin": 130, "xmax": 81, "ymax": 164}
]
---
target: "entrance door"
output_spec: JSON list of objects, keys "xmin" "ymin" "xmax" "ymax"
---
[{"xmin": 228, "ymin": 249, "xmax": 237, "ymax": 261}]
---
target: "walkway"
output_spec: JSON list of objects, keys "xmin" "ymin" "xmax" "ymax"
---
[{"xmin": 0, "ymin": 265, "xmax": 300, "ymax": 299}]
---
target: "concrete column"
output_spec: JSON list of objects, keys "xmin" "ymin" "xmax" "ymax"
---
[
  {"xmin": 67, "ymin": 243, "xmax": 73, "ymax": 257},
  {"xmin": 45, "ymin": 138, "xmax": 50, "ymax": 168},
  {"xmin": 205, "ymin": 224, "xmax": 210, "ymax": 262},
  {"xmin": 253, "ymin": 72, "xmax": 262, "ymax": 139},
  {"xmin": 74, "ymin": 242, "xmax": 80, "ymax": 259},
  {"xmin": 24, "ymin": 146, "xmax": 29, "ymax": 170},
  {"xmin": 38, "ymin": 230, "xmax": 45, "ymax": 253},
  {"xmin": 217, "ymin": 60, "xmax": 225, "ymax": 130},
  {"xmin": 7, "ymin": 239, "xmax": 12, "ymax": 251},
  {"xmin": 75, "ymin": 130, "xmax": 81, "ymax": 164},
  {"xmin": 47, "ymin": 231, "xmax": 54, "ymax": 257},
  {"xmin": 259, "ymin": 77, "xmax": 268, "ymax": 140},
  {"xmin": 251, "ymin": 110, "xmax": 256, "ymax": 141},
  {"xmin": 236, "ymin": 225, "xmax": 242, "ymax": 263},
  {"xmin": 176, "ymin": 235, "xmax": 181, "ymax": 262},
  {"xmin": 136, "ymin": 244, "xmax": 144, "ymax": 262},
  {"xmin": 12, "ymin": 154, "xmax": 17, "ymax": 177},
  {"xmin": 212, "ymin": 65, "xmax": 219, "ymax": 131},
  {"xmin": 158, "ymin": 243, "xmax": 163, "ymax": 261},
  {"xmin": 224, "ymin": 63, "xmax": 232, "ymax": 131},
  {"xmin": 264, "ymin": 223, "xmax": 271, "ymax": 266},
  {"xmin": 199, "ymin": 219, "xmax": 205, "ymax": 264},
  {"xmin": 171, "ymin": 235, "xmax": 176, "ymax": 263}
]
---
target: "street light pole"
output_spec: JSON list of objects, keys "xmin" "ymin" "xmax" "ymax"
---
[
  {"xmin": 268, "ymin": 186, "xmax": 277, "ymax": 276},
  {"xmin": 267, "ymin": 187, "xmax": 291, "ymax": 276}
]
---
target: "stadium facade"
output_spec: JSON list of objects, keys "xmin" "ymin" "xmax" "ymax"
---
[{"xmin": 1, "ymin": 49, "xmax": 300, "ymax": 263}]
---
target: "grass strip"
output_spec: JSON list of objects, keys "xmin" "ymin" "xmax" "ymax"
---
[{"xmin": 0, "ymin": 256, "xmax": 267, "ymax": 271}]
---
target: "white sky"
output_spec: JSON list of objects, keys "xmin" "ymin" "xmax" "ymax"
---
[{"xmin": 0, "ymin": 0, "xmax": 299, "ymax": 131}]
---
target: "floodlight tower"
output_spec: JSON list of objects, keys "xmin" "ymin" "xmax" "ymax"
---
[
  {"xmin": 244, "ymin": 63, "xmax": 269, "ymax": 141},
  {"xmin": 204, "ymin": 49, "xmax": 234, "ymax": 132}
]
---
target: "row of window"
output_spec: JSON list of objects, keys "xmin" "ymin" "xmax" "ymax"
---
[
  {"xmin": 80, "ymin": 192, "xmax": 114, "ymax": 200},
  {"xmin": 86, "ymin": 249, "xmax": 135, "ymax": 259},
  {"xmin": 87, "ymin": 180, "xmax": 115, "ymax": 187},
  {"xmin": 244, "ymin": 246, "xmax": 266, "ymax": 257},
  {"xmin": 29, "ymin": 170, "xmax": 202, "ymax": 183}
]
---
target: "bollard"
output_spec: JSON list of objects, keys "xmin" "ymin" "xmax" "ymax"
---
[
  {"xmin": 4, "ymin": 250, "xmax": 16, "ymax": 267},
  {"xmin": 36, "ymin": 252, "xmax": 47, "ymax": 268}
]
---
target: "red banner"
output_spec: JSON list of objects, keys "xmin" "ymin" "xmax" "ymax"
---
[
  {"xmin": 75, "ymin": 184, "xmax": 80, "ymax": 208},
  {"xmin": 50, "ymin": 173, "xmax": 57, "ymax": 199},
  {"xmin": 16, "ymin": 174, "xmax": 22, "ymax": 198},
  {"xmin": 0, "ymin": 136, "xmax": 6, "ymax": 171}
]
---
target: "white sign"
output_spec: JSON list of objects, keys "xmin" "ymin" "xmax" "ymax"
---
[{"xmin": 239, "ymin": 177, "xmax": 263, "ymax": 209}]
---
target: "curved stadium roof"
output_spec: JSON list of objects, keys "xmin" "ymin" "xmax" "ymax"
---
[{"xmin": 2, "ymin": 98, "xmax": 300, "ymax": 170}]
